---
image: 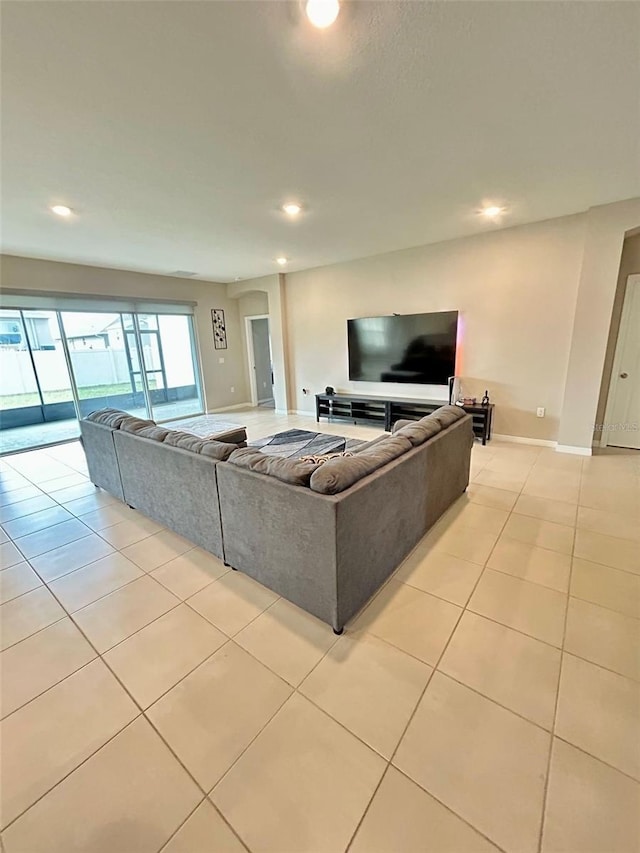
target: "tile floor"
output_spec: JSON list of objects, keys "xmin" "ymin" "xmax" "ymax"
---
[{"xmin": 0, "ymin": 408, "xmax": 639, "ymax": 853}]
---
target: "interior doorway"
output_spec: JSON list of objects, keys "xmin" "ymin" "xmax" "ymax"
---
[
  {"xmin": 245, "ymin": 315, "xmax": 274, "ymax": 408},
  {"xmin": 602, "ymin": 274, "xmax": 640, "ymax": 449}
]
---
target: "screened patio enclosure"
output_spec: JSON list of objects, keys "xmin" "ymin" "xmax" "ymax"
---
[{"xmin": 0, "ymin": 295, "xmax": 205, "ymax": 453}]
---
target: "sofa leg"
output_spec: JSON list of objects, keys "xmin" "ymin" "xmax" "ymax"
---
[{"xmin": 333, "ymin": 626, "xmax": 344, "ymax": 635}]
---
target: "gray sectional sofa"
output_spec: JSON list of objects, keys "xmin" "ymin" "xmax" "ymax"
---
[
  {"xmin": 80, "ymin": 406, "xmax": 473, "ymax": 633},
  {"xmin": 80, "ymin": 411, "xmax": 245, "ymax": 559}
]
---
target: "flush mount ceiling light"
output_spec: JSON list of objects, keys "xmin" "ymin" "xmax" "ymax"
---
[
  {"xmin": 305, "ymin": 0, "xmax": 340, "ymax": 29},
  {"xmin": 282, "ymin": 202, "xmax": 302, "ymax": 216},
  {"xmin": 276, "ymin": 257, "xmax": 288, "ymax": 266},
  {"xmin": 50, "ymin": 204, "xmax": 73, "ymax": 217},
  {"xmin": 479, "ymin": 204, "xmax": 505, "ymax": 219}
]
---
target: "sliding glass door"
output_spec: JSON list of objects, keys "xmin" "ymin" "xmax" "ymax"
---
[
  {"xmin": 0, "ymin": 303, "xmax": 204, "ymax": 454},
  {"xmin": 59, "ymin": 312, "xmax": 149, "ymax": 419},
  {"xmin": 138, "ymin": 313, "xmax": 203, "ymax": 421},
  {"xmin": 0, "ymin": 310, "xmax": 79, "ymax": 453}
]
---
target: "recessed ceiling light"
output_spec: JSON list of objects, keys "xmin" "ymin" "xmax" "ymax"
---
[
  {"xmin": 282, "ymin": 202, "xmax": 302, "ymax": 216},
  {"xmin": 50, "ymin": 204, "xmax": 73, "ymax": 217},
  {"xmin": 305, "ymin": 0, "xmax": 340, "ymax": 29},
  {"xmin": 276, "ymin": 257, "xmax": 288, "ymax": 266},
  {"xmin": 480, "ymin": 205, "xmax": 504, "ymax": 219}
]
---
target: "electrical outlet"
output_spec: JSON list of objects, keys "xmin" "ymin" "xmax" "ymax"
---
[
  {"xmin": 230, "ymin": 386, "xmax": 235, "ymax": 393},
  {"xmin": 536, "ymin": 407, "xmax": 545, "ymax": 418},
  {"xmin": 218, "ymin": 357, "xmax": 225, "ymax": 364}
]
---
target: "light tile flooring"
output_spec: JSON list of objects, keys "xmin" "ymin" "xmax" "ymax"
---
[{"xmin": 0, "ymin": 408, "xmax": 639, "ymax": 853}]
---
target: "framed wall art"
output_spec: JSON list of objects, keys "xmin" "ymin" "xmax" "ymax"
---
[{"xmin": 211, "ymin": 308, "xmax": 227, "ymax": 350}]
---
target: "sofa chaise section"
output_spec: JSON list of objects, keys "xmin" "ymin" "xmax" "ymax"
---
[
  {"xmin": 113, "ymin": 426, "xmax": 236, "ymax": 560},
  {"xmin": 217, "ymin": 410, "xmax": 473, "ymax": 632},
  {"xmin": 79, "ymin": 408, "xmax": 136, "ymax": 501}
]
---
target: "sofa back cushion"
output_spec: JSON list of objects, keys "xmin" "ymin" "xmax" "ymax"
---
[
  {"xmin": 135, "ymin": 425, "xmax": 172, "ymax": 442},
  {"xmin": 228, "ymin": 447, "xmax": 321, "ymax": 486},
  {"xmin": 392, "ymin": 419, "xmax": 442, "ymax": 446},
  {"xmin": 392, "ymin": 405, "xmax": 465, "ymax": 446},
  {"xmin": 199, "ymin": 439, "xmax": 237, "ymax": 461},
  {"xmin": 161, "ymin": 429, "xmax": 236, "ymax": 461},
  {"xmin": 119, "ymin": 415, "xmax": 157, "ymax": 434},
  {"xmin": 430, "ymin": 405, "xmax": 466, "ymax": 428},
  {"xmin": 163, "ymin": 430, "xmax": 205, "ymax": 452},
  {"xmin": 84, "ymin": 408, "xmax": 131, "ymax": 429},
  {"xmin": 309, "ymin": 434, "xmax": 412, "ymax": 495}
]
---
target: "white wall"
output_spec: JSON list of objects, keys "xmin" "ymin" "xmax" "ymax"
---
[
  {"xmin": 0, "ymin": 255, "xmax": 250, "ymax": 411},
  {"xmin": 228, "ymin": 275, "xmax": 290, "ymax": 413},
  {"xmin": 283, "ymin": 214, "xmax": 587, "ymax": 441},
  {"xmin": 558, "ymin": 198, "xmax": 640, "ymax": 449}
]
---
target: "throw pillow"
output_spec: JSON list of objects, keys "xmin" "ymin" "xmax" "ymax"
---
[{"xmin": 298, "ymin": 451, "xmax": 355, "ymax": 465}]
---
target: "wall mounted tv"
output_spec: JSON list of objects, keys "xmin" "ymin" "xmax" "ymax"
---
[{"xmin": 347, "ymin": 310, "xmax": 458, "ymax": 385}]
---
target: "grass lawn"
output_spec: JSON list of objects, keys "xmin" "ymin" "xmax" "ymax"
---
[{"xmin": 0, "ymin": 382, "xmax": 157, "ymax": 409}]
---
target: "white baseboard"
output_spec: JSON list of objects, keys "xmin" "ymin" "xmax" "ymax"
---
[
  {"xmin": 555, "ymin": 444, "xmax": 593, "ymax": 456},
  {"xmin": 493, "ymin": 433, "xmax": 592, "ymax": 454},
  {"xmin": 492, "ymin": 433, "xmax": 556, "ymax": 448},
  {"xmin": 206, "ymin": 402, "xmax": 251, "ymax": 413}
]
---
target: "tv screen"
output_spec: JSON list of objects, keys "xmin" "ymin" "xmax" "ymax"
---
[{"xmin": 348, "ymin": 311, "xmax": 458, "ymax": 385}]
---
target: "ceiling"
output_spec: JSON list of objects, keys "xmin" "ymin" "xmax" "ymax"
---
[{"xmin": 2, "ymin": 1, "xmax": 639, "ymax": 283}]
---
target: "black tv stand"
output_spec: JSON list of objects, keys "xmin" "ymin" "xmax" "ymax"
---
[{"xmin": 315, "ymin": 392, "xmax": 494, "ymax": 445}]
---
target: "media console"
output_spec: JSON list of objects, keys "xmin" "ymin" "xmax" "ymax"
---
[{"xmin": 315, "ymin": 392, "xmax": 494, "ymax": 445}]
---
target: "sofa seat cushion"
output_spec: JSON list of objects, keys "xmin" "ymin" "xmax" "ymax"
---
[
  {"xmin": 120, "ymin": 415, "xmax": 157, "ymax": 434},
  {"xmin": 84, "ymin": 408, "xmax": 131, "ymax": 429},
  {"xmin": 393, "ymin": 405, "xmax": 466, "ymax": 446},
  {"xmin": 309, "ymin": 434, "xmax": 412, "ymax": 495},
  {"xmin": 228, "ymin": 447, "xmax": 321, "ymax": 486}
]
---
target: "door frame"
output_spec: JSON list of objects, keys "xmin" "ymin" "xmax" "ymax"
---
[
  {"xmin": 601, "ymin": 274, "xmax": 640, "ymax": 449},
  {"xmin": 244, "ymin": 314, "xmax": 272, "ymax": 407}
]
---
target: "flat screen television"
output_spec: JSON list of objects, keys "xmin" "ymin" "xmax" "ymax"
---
[{"xmin": 348, "ymin": 310, "xmax": 458, "ymax": 385}]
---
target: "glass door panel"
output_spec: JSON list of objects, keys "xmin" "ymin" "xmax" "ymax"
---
[
  {"xmin": 22, "ymin": 311, "xmax": 75, "ymax": 410},
  {"xmin": 0, "ymin": 309, "xmax": 78, "ymax": 453},
  {"xmin": 60, "ymin": 312, "xmax": 149, "ymax": 419},
  {"xmin": 138, "ymin": 314, "xmax": 203, "ymax": 421},
  {"xmin": 0, "ymin": 310, "xmax": 42, "ymax": 429}
]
